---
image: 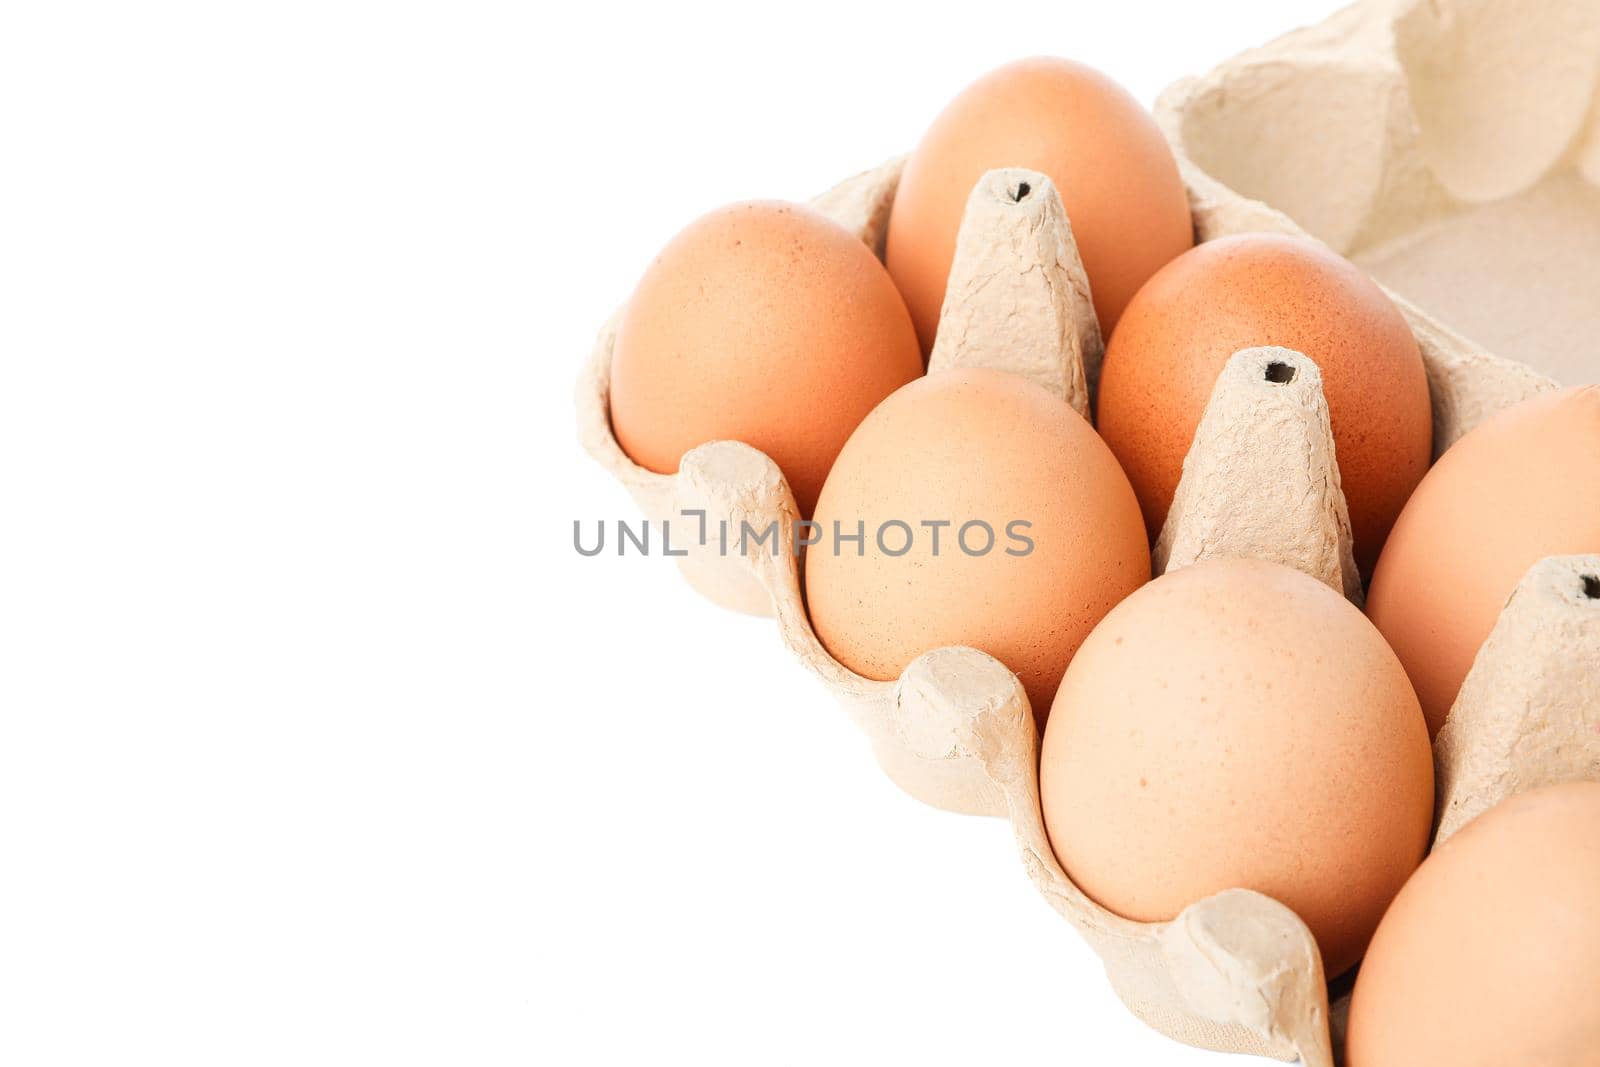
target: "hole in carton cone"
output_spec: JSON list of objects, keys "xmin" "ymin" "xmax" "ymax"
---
[
  {"xmin": 1010, "ymin": 181, "xmax": 1031, "ymax": 203},
  {"xmin": 1264, "ymin": 361, "xmax": 1297, "ymax": 385},
  {"xmin": 1582, "ymin": 575, "xmax": 1600, "ymax": 600}
]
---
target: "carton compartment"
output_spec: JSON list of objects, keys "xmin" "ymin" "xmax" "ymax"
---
[
  {"xmin": 578, "ymin": 2, "xmax": 1600, "ymax": 1060},
  {"xmin": 1349, "ymin": 174, "xmax": 1600, "ymax": 386},
  {"xmin": 1164, "ymin": 0, "xmax": 1600, "ymax": 388}
]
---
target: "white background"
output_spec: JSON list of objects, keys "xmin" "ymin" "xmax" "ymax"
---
[{"xmin": 1, "ymin": 1, "xmax": 1340, "ymax": 1063}]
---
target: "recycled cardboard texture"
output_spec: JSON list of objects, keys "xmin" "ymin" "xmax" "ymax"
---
[
  {"xmin": 577, "ymin": 315, "xmax": 774, "ymax": 616},
  {"xmin": 1154, "ymin": 347, "xmax": 1363, "ymax": 606},
  {"xmin": 1433, "ymin": 554, "xmax": 1600, "ymax": 845},
  {"xmin": 652, "ymin": 417, "xmax": 1339, "ymax": 1067},
  {"xmin": 926, "ymin": 169, "xmax": 1100, "ymax": 414},
  {"xmin": 574, "ymin": 0, "xmax": 1599, "ymax": 1059},
  {"xmin": 1157, "ymin": 0, "xmax": 1600, "ymax": 390},
  {"xmin": 580, "ymin": 167, "xmax": 1348, "ymax": 1063}
]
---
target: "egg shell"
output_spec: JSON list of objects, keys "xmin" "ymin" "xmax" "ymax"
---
[
  {"xmin": 1366, "ymin": 385, "xmax": 1600, "ymax": 736},
  {"xmin": 578, "ymin": 151, "xmax": 1547, "ymax": 1061},
  {"xmin": 1040, "ymin": 557, "xmax": 1434, "ymax": 978},
  {"xmin": 1346, "ymin": 782, "xmax": 1600, "ymax": 1067},
  {"xmin": 804, "ymin": 366, "xmax": 1150, "ymax": 723},
  {"xmin": 1096, "ymin": 233, "xmax": 1432, "ymax": 575},
  {"xmin": 576, "ymin": 12, "xmax": 1575, "ymax": 1045},
  {"xmin": 885, "ymin": 56, "xmax": 1193, "ymax": 352},
  {"xmin": 609, "ymin": 200, "xmax": 923, "ymax": 516}
]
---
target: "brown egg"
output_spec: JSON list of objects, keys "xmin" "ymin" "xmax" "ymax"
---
[
  {"xmin": 1367, "ymin": 386, "xmax": 1600, "ymax": 736},
  {"xmin": 1096, "ymin": 233, "xmax": 1432, "ymax": 574},
  {"xmin": 805, "ymin": 368, "xmax": 1149, "ymax": 721},
  {"xmin": 1040, "ymin": 558, "xmax": 1433, "ymax": 978},
  {"xmin": 884, "ymin": 57, "xmax": 1192, "ymax": 353},
  {"xmin": 1346, "ymin": 782, "xmax": 1600, "ymax": 1067},
  {"xmin": 610, "ymin": 200, "xmax": 923, "ymax": 516}
]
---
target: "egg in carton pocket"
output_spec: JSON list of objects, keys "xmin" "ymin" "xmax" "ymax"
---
[
  {"xmin": 576, "ymin": 7, "xmax": 1600, "ymax": 1050},
  {"xmin": 577, "ymin": 154, "xmax": 1600, "ymax": 1062}
]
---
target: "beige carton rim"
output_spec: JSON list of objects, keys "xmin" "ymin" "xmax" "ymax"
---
[{"xmin": 575, "ymin": 0, "xmax": 1599, "ymax": 1059}]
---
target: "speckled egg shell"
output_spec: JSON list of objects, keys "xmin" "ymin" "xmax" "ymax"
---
[
  {"xmin": 1040, "ymin": 557, "xmax": 1434, "ymax": 978},
  {"xmin": 885, "ymin": 57, "xmax": 1193, "ymax": 353},
  {"xmin": 1346, "ymin": 782, "xmax": 1600, "ymax": 1067},
  {"xmin": 804, "ymin": 367, "xmax": 1150, "ymax": 724},
  {"xmin": 610, "ymin": 200, "xmax": 924, "ymax": 516},
  {"xmin": 1367, "ymin": 385, "xmax": 1600, "ymax": 736},
  {"xmin": 1096, "ymin": 233, "xmax": 1432, "ymax": 575}
]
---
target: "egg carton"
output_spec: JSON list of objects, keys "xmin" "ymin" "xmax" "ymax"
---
[
  {"xmin": 574, "ymin": 1, "xmax": 1600, "ymax": 1062},
  {"xmin": 1155, "ymin": 0, "xmax": 1600, "ymax": 392}
]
